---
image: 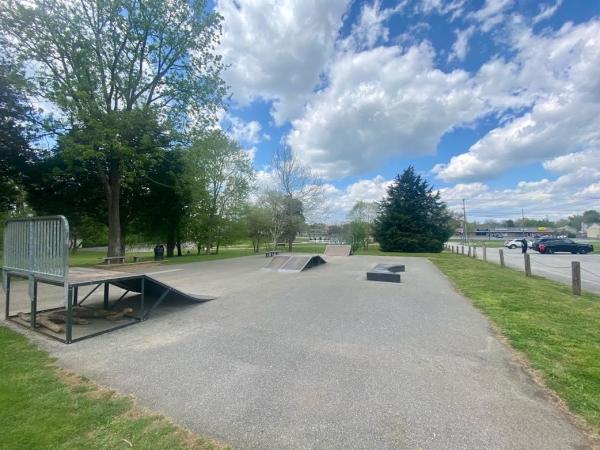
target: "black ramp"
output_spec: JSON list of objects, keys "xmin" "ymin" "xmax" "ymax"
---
[
  {"xmin": 264, "ymin": 255, "xmax": 290, "ymax": 270},
  {"xmin": 280, "ymin": 255, "xmax": 326, "ymax": 272},
  {"xmin": 113, "ymin": 275, "xmax": 213, "ymax": 303}
]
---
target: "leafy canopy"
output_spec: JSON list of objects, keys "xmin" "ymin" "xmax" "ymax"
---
[{"xmin": 373, "ymin": 166, "xmax": 453, "ymax": 252}]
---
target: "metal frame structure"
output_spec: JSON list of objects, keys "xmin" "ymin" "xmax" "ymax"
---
[
  {"xmin": 3, "ymin": 216, "xmax": 210, "ymax": 344},
  {"xmin": 2, "ymin": 216, "xmax": 141, "ymax": 343}
]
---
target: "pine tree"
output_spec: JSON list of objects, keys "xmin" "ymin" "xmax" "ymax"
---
[{"xmin": 373, "ymin": 166, "xmax": 453, "ymax": 252}]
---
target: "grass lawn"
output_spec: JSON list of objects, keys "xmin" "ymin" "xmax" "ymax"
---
[
  {"xmin": 68, "ymin": 243, "xmax": 327, "ymax": 267},
  {"xmin": 357, "ymin": 245, "xmax": 600, "ymax": 431},
  {"xmin": 0, "ymin": 326, "xmax": 226, "ymax": 450}
]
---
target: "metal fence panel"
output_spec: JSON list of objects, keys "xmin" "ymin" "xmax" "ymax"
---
[{"xmin": 3, "ymin": 216, "xmax": 69, "ymax": 282}]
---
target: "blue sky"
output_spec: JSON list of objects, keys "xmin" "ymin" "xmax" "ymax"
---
[{"xmin": 216, "ymin": 0, "xmax": 600, "ymax": 222}]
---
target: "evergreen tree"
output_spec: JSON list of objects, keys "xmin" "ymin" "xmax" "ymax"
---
[{"xmin": 373, "ymin": 167, "xmax": 453, "ymax": 252}]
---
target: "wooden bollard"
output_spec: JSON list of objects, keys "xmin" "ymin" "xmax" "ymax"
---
[
  {"xmin": 483, "ymin": 246, "xmax": 487, "ymax": 261},
  {"xmin": 472, "ymin": 246, "xmax": 477, "ymax": 258},
  {"xmin": 499, "ymin": 249, "xmax": 505, "ymax": 267},
  {"xmin": 468, "ymin": 246, "xmax": 471, "ymax": 257},
  {"xmin": 524, "ymin": 253, "xmax": 531, "ymax": 277},
  {"xmin": 572, "ymin": 261, "xmax": 581, "ymax": 296}
]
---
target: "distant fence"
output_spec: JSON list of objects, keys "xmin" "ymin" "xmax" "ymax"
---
[{"xmin": 444, "ymin": 242, "xmax": 599, "ymax": 296}]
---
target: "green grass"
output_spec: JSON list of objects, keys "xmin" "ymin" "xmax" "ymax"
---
[
  {"xmin": 0, "ymin": 326, "xmax": 226, "ymax": 450},
  {"xmin": 68, "ymin": 243, "xmax": 328, "ymax": 267},
  {"xmin": 356, "ymin": 245, "xmax": 600, "ymax": 430},
  {"xmin": 429, "ymin": 253, "xmax": 600, "ymax": 430}
]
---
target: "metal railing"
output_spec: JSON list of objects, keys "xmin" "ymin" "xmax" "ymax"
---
[{"xmin": 3, "ymin": 216, "xmax": 69, "ymax": 283}]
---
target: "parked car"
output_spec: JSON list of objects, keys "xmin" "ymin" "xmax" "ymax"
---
[
  {"xmin": 504, "ymin": 238, "xmax": 534, "ymax": 249},
  {"xmin": 532, "ymin": 236, "xmax": 556, "ymax": 251},
  {"xmin": 538, "ymin": 239, "xmax": 594, "ymax": 254}
]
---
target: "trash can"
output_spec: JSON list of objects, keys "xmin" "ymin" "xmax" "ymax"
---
[{"xmin": 154, "ymin": 244, "xmax": 165, "ymax": 261}]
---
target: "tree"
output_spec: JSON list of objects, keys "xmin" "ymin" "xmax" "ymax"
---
[
  {"xmin": 246, "ymin": 206, "xmax": 271, "ymax": 252},
  {"xmin": 185, "ymin": 131, "xmax": 253, "ymax": 254},
  {"xmin": 583, "ymin": 210, "xmax": 600, "ymax": 225},
  {"xmin": 1, "ymin": 0, "xmax": 227, "ymax": 257},
  {"xmin": 271, "ymin": 146, "xmax": 322, "ymax": 250},
  {"xmin": 132, "ymin": 148, "xmax": 192, "ymax": 257},
  {"xmin": 260, "ymin": 190, "xmax": 288, "ymax": 250},
  {"xmin": 0, "ymin": 60, "xmax": 37, "ymax": 212},
  {"xmin": 23, "ymin": 146, "xmax": 108, "ymax": 252},
  {"xmin": 373, "ymin": 166, "xmax": 453, "ymax": 252},
  {"xmin": 348, "ymin": 201, "xmax": 378, "ymax": 250}
]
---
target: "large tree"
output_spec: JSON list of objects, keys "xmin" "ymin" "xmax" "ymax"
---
[
  {"xmin": 185, "ymin": 130, "xmax": 253, "ymax": 254},
  {"xmin": 373, "ymin": 166, "xmax": 453, "ymax": 252},
  {"xmin": 0, "ymin": 0, "xmax": 227, "ymax": 257},
  {"xmin": 271, "ymin": 146, "xmax": 322, "ymax": 250},
  {"xmin": 0, "ymin": 60, "xmax": 37, "ymax": 212}
]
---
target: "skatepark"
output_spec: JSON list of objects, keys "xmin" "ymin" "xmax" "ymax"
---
[{"xmin": 8, "ymin": 253, "xmax": 589, "ymax": 449}]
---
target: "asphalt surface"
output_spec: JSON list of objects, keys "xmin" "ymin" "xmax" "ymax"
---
[
  {"xmin": 4, "ymin": 255, "xmax": 592, "ymax": 449},
  {"xmin": 466, "ymin": 246, "xmax": 600, "ymax": 294}
]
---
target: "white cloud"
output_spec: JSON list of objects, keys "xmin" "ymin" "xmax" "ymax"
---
[
  {"xmin": 339, "ymin": 0, "xmax": 406, "ymax": 51},
  {"xmin": 216, "ymin": 0, "xmax": 349, "ymax": 125},
  {"xmin": 220, "ymin": 113, "xmax": 262, "ymax": 145},
  {"xmin": 543, "ymin": 149, "xmax": 600, "ymax": 174},
  {"xmin": 288, "ymin": 43, "xmax": 493, "ymax": 178},
  {"xmin": 319, "ymin": 175, "xmax": 392, "ymax": 221},
  {"xmin": 532, "ymin": 0, "xmax": 563, "ymax": 25},
  {"xmin": 414, "ymin": 0, "xmax": 466, "ymax": 20},
  {"xmin": 440, "ymin": 168, "xmax": 600, "ymax": 220},
  {"xmin": 448, "ymin": 26, "xmax": 476, "ymax": 62},
  {"xmin": 469, "ymin": 0, "xmax": 514, "ymax": 32},
  {"xmin": 435, "ymin": 19, "xmax": 600, "ymax": 182}
]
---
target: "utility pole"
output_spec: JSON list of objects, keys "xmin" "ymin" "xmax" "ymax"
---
[{"xmin": 462, "ymin": 199, "xmax": 469, "ymax": 245}]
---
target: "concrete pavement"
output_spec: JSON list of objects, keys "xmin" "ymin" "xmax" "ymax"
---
[{"xmin": 4, "ymin": 255, "xmax": 592, "ymax": 449}]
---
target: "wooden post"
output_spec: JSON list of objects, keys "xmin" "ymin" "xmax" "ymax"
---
[
  {"xmin": 483, "ymin": 245, "xmax": 487, "ymax": 261},
  {"xmin": 467, "ymin": 246, "xmax": 471, "ymax": 257},
  {"xmin": 472, "ymin": 246, "xmax": 477, "ymax": 258},
  {"xmin": 571, "ymin": 261, "xmax": 581, "ymax": 296},
  {"xmin": 499, "ymin": 249, "xmax": 505, "ymax": 267},
  {"xmin": 524, "ymin": 253, "xmax": 531, "ymax": 277},
  {"xmin": 462, "ymin": 246, "xmax": 465, "ymax": 255}
]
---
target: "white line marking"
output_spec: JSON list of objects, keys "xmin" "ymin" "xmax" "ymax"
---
[{"xmin": 144, "ymin": 269, "xmax": 183, "ymax": 275}]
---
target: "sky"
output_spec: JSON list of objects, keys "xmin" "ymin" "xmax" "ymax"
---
[{"xmin": 215, "ymin": 0, "xmax": 600, "ymax": 223}]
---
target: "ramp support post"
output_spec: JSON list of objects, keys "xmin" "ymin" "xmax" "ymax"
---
[
  {"xmin": 103, "ymin": 282, "xmax": 109, "ymax": 309},
  {"xmin": 143, "ymin": 286, "xmax": 170, "ymax": 321},
  {"xmin": 140, "ymin": 277, "xmax": 145, "ymax": 321},
  {"xmin": 4, "ymin": 274, "xmax": 10, "ymax": 320},
  {"xmin": 29, "ymin": 276, "xmax": 37, "ymax": 330},
  {"xmin": 77, "ymin": 283, "xmax": 101, "ymax": 306},
  {"xmin": 66, "ymin": 286, "xmax": 73, "ymax": 344}
]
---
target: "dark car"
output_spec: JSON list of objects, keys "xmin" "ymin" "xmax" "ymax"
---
[
  {"xmin": 532, "ymin": 236, "xmax": 556, "ymax": 251},
  {"xmin": 538, "ymin": 239, "xmax": 594, "ymax": 254}
]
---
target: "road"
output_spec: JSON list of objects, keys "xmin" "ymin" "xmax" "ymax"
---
[
  {"xmin": 9, "ymin": 255, "xmax": 590, "ymax": 449},
  {"xmin": 466, "ymin": 245, "xmax": 600, "ymax": 294}
]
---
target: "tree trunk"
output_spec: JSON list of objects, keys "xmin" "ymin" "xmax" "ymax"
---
[
  {"xmin": 288, "ymin": 238, "xmax": 293, "ymax": 252},
  {"xmin": 206, "ymin": 235, "xmax": 212, "ymax": 254},
  {"xmin": 176, "ymin": 241, "xmax": 182, "ymax": 256},
  {"xmin": 106, "ymin": 166, "xmax": 122, "ymax": 258},
  {"xmin": 216, "ymin": 239, "xmax": 220, "ymax": 254},
  {"xmin": 166, "ymin": 228, "xmax": 175, "ymax": 257}
]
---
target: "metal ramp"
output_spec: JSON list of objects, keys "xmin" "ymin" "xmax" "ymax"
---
[
  {"xmin": 263, "ymin": 255, "xmax": 290, "ymax": 271},
  {"xmin": 324, "ymin": 244, "xmax": 352, "ymax": 256},
  {"xmin": 3, "ymin": 216, "xmax": 213, "ymax": 343},
  {"xmin": 113, "ymin": 275, "xmax": 213, "ymax": 320},
  {"xmin": 263, "ymin": 255, "xmax": 327, "ymax": 273}
]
